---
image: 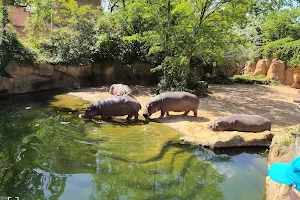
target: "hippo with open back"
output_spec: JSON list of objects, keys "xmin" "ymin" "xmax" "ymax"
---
[
  {"xmin": 143, "ymin": 91, "xmax": 200, "ymax": 119},
  {"xmin": 81, "ymin": 96, "xmax": 141, "ymax": 121},
  {"xmin": 109, "ymin": 84, "xmax": 133, "ymax": 97},
  {"xmin": 209, "ymin": 114, "xmax": 271, "ymax": 132}
]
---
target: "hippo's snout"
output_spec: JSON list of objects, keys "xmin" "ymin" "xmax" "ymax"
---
[
  {"xmin": 143, "ymin": 113, "xmax": 150, "ymax": 120},
  {"xmin": 209, "ymin": 124, "xmax": 217, "ymax": 131},
  {"xmin": 80, "ymin": 113, "xmax": 90, "ymax": 119}
]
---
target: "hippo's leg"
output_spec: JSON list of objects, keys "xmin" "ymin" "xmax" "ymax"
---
[
  {"xmin": 134, "ymin": 113, "xmax": 139, "ymax": 121},
  {"xmin": 159, "ymin": 110, "xmax": 166, "ymax": 118},
  {"xmin": 126, "ymin": 114, "xmax": 133, "ymax": 120},
  {"xmin": 193, "ymin": 109, "xmax": 197, "ymax": 117},
  {"xmin": 183, "ymin": 111, "xmax": 190, "ymax": 116},
  {"xmin": 166, "ymin": 112, "xmax": 170, "ymax": 116}
]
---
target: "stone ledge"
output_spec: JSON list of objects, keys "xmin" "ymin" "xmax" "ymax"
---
[
  {"xmin": 266, "ymin": 134, "xmax": 300, "ymax": 200},
  {"xmin": 181, "ymin": 131, "xmax": 274, "ymax": 149}
]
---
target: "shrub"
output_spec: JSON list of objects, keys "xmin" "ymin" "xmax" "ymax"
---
[
  {"xmin": 261, "ymin": 37, "xmax": 300, "ymax": 67},
  {"xmin": 0, "ymin": 30, "xmax": 36, "ymax": 76}
]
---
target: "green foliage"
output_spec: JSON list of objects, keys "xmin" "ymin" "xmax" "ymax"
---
[
  {"xmin": 24, "ymin": 0, "xmax": 100, "ymax": 64},
  {"xmin": 261, "ymin": 9, "xmax": 300, "ymax": 42},
  {"xmin": 261, "ymin": 37, "xmax": 300, "ymax": 67},
  {"xmin": 281, "ymin": 136, "xmax": 295, "ymax": 146},
  {"xmin": 0, "ymin": 4, "xmax": 35, "ymax": 76}
]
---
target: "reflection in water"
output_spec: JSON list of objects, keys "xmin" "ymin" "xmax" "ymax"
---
[{"xmin": 0, "ymin": 91, "xmax": 267, "ymax": 200}]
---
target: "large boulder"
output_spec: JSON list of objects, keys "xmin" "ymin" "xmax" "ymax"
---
[
  {"xmin": 284, "ymin": 69, "xmax": 294, "ymax": 85},
  {"xmin": 5, "ymin": 60, "xmax": 34, "ymax": 78},
  {"xmin": 266, "ymin": 134, "xmax": 300, "ymax": 200},
  {"xmin": 253, "ymin": 59, "xmax": 271, "ymax": 76},
  {"xmin": 0, "ymin": 77, "xmax": 13, "ymax": 94},
  {"xmin": 38, "ymin": 63, "xmax": 54, "ymax": 76},
  {"xmin": 65, "ymin": 65, "xmax": 91, "ymax": 86},
  {"xmin": 291, "ymin": 68, "xmax": 300, "ymax": 89},
  {"xmin": 52, "ymin": 70, "xmax": 80, "ymax": 89},
  {"xmin": 193, "ymin": 81, "xmax": 208, "ymax": 96},
  {"xmin": 9, "ymin": 74, "xmax": 51, "ymax": 94},
  {"xmin": 267, "ymin": 59, "xmax": 286, "ymax": 83},
  {"xmin": 244, "ymin": 61, "xmax": 256, "ymax": 75},
  {"xmin": 66, "ymin": 65, "xmax": 92, "ymax": 78},
  {"xmin": 54, "ymin": 65, "xmax": 68, "ymax": 73},
  {"xmin": 53, "ymin": 64, "xmax": 91, "ymax": 86},
  {"xmin": 7, "ymin": 71, "xmax": 80, "ymax": 94}
]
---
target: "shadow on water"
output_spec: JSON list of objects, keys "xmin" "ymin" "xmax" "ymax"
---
[{"xmin": 0, "ymin": 90, "xmax": 268, "ymax": 200}]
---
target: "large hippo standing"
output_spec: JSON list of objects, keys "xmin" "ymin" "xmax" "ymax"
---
[
  {"xmin": 81, "ymin": 96, "xmax": 141, "ymax": 120},
  {"xmin": 109, "ymin": 84, "xmax": 133, "ymax": 97},
  {"xmin": 209, "ymin": 114, "xmax": 271, "ymax": 132},
  {"xmin": 143, "ymin": 91, "xmax": 200, "ymax": 119}
]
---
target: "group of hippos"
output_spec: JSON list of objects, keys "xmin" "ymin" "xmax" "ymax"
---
[{"xmin": 81, "ymin": 84, "xmax": 272, "ymax": 133}]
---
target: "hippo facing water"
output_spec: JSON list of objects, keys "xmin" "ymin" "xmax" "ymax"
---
[
  {"xmin": 143, "ymin": 91, "xmax": 200, "ymax": 119},
  {"xmin": 109, "ymin": 84, "xmax": 133, "ymax": 97},
  {"xmin": 81, "ymin": 96, "xmax": 141, "ymax": 121},
  {"xmin": 209, "ymin": 114, "xmax": 271, "ymax": 132}
]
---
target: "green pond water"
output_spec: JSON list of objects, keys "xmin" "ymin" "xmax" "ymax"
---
[{"xmin": 0, "ymin": 90, "xmax": 268, "ymax": 200}]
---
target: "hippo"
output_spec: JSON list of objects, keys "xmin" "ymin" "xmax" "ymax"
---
[
  {"xmin": 143, "ymin": 91, "xmax": 200, "ymax": 119},
  {"xmin": 294, "ymin": 98, "xmax": 300, "ymax": 103},
  {"xmin": 209, "ymin": 114, "xmax": 271, "ymax": 132},
  {"xmin": 109, "ymin": 84, "xmax": 133, "ymax": 97},
  {"xmin": 81, "ymin": 96, "xmax": 141, "ymax": 121}
]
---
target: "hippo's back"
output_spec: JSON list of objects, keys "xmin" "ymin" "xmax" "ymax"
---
[
  {"xmin": 156, "ymin": 92, "xmax": 198, "ymax": 101},
  {"xmin": 155, "ymin": 91, "xmax": 199, "ymax": 112},
  {"xmin": 95, "ymin": 96, "xmax": 140, "ymax": 117},
  {"xmin": 223, "ymin": 114, "xmax": 271, "ymax": 132},
  {"xmin": 110, "ymin": 84, "xmax": 132, "ymax": 96}
]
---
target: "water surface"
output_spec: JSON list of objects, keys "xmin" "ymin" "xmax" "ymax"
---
[{"xmin": 0, "ymin": 90, "xmax": 267, "ymax": 200}]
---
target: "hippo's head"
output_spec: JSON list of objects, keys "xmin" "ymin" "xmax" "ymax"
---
[
  {"xmin": 143, "ymin": 102, "xmax": 159, "ymax": 119},
  {"xmin": 109, "ymin": 85, "xmax": 114, "ymax": 95},
  {"xmin": 81, "ymin": 105, "xmax": 98, "ymax": 119},
  {"xmin": 209, "ymin": 121, "xmax": 227, "ymax": 131}
]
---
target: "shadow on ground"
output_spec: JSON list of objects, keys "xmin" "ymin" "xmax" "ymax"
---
[
  {"xmin": 156, "ymin": 115, "xmax": 210, "ymax": 124},
  {"xmin": 201, "ymin": 84, "xmax": 300, "ymax": 127}
]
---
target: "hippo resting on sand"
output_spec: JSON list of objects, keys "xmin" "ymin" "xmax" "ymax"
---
[
  {"xmin": 81, "ymin": 96, "xmax": 141, "ymax": 121},
  {"xmin": 109, "ymin": 84, "xmax": 133, "ymax": 97},
  {"xmin": 143, "ymin": 92, "xmax": 200, "ymax": 119},
  {"xmin": 209, "ymin": 114, "xmax": 271, "ymax": 132}
]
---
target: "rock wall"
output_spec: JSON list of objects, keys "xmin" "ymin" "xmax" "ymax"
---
[
  {"xmin": 244, "ymin": 58, "xmax": 300, "ymax": 87},
  {"xmin": 266, "ymin": 134, "xmax": 300, "ymax": 200},
  {"xmin": 92, "ymin": 60, "xmax": 158, "ymax": 85},
  {"xmin": 0, "ymin": 59, "xmax": 158, "ymax": 95},
  {"xmin": 253, "ymin": 59, "xmax": 271, "ymax": 76},
  {"xmin": 244, "ymin": 61, "xmax": 257, "ymax": 75},
  {"xmin": 0, "ymin": 60, "xmax": 90, "ymax": 95}
]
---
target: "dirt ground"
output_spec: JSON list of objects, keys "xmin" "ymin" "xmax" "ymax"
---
[{"xmin": 68, "ymin": 84, "xmax": 300, "ymax": 147}]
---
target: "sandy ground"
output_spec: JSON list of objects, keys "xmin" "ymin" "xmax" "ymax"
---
[{"xmin": 68, "ymin": 84, "xmax": 300, "ymax": 147}]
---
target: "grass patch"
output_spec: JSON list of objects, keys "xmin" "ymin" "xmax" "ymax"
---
[
  {"xmin": 280, "ymin": 125, "xmax": 300, "ymax": 146},
  {"xmin": 281, "ymin": 136, "xmax": 295, "ymax": 146},
  {"xmin": 206, "ymin": 75, "xmax": 282, "ymax": 85},
  {"xmin": 206, "ymin": 75, "xmax": 279, "ymax": 85}
]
